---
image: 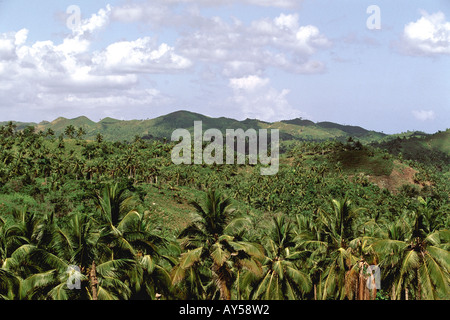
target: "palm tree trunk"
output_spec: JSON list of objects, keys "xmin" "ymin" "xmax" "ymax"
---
[
  {"xmin": 417, "ymin": 270, "xmax": 421, "ymax": 300},
  {"xmin": 314, "ymin": 284, "xmax": 317, "ymax": 301},
  {"xmin": 405, "ymin": 287, "xmax": 409, "ymax": 301},
  {"xmin": 358, "ymin": 262, "xmax": 365, "ymax": 300},
  {"xmin": 90, "ymin": 260, "xmax": 98, "ymax": 300}
]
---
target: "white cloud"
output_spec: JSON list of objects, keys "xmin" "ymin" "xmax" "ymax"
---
[
  {"xmin": 0, "ymin": 31, "xmax": 20, "ymax": 61},
  {"xmin": 92, "ymin": 37, "xmax": 192, "ymax": 74},
  {"xmin": 110, "ymin": 1, "xmax": 330, "ymax": 76},
  {"xmin": 223, "ymin": 60, "xmax": 262, "ymax": 78},
  {"xmin": 399, "ymin": 11, "xmax": 450, "ymax": 56},
  {"xmin": 229, "ymin": 75, "xmax": 270, "ymax": 91},
  {"xmin": 111, "ymin": 2, "xmax": 171, "ymax": 26},
  {"xmin": 0, "ymin": 5, "xmax": 188, "ymax": 121},
  {"xmin": 0, "ymin": 2, "xmax": 324, "ymax": 122},
  {"xmin": 14, "ymin": 29, "xmax": 29, "ymax": 46},
  {"xmin": 229, "ymin": 75, "xmax": 303, "ymax": 122},
  {"xmin": 177, "ymin": 13, "xmax": 330, "ymax": 77},
  {"xmin": 73, "ymin": 4, "xmax": 112, "ymax": 37},
  {"xmin": 274, "ymin": 13, "xmax": 300, "ymax": 30},
  {"xmin": 412, "ymin": 110, "xmax": 436, "ymax": 121}
]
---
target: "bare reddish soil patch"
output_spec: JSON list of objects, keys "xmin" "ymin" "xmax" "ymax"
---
[{"xmin": 367, "ymin": 161, "xmax": 426, "ymax": 193}]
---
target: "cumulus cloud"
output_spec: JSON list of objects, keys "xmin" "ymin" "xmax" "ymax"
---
[
  {"xmin": 412, "ymin": 110, "xmax": 436, "ymax": 121},
  {"xmin": 73, "ymin": 4, "xmax": 112, "ymax": 37},
  {"xmin": 250, "ymin": 16, "xmax": 330, "ymax": 55},
  {"xmin": 398, "ymin": 11, "xmax": 450, "ymax": 56},
  {"xmin": 0, "ymin": 5, "xmax": 191, "ymax": 121},
  {"xmin": 0, "ymin": 1, "xmax": 327, "ymax": 122},
  {"xmin": 92, "ymin": 38, "xmax": 192, "ymax": 74},
  {"xmin": 0, "ymin": 30, "xmax": 21, "ymax": 61},
  {"xmin": 229, "ymin": 75, "xmax": 304, "ymax": 122},
  {"xmin": 176, "ymin": 13, "xmax": 330, "ymax": 77},
  {"xmin": 229, "ymin": 75, "xmax": 270, "ymax": 91},
  {"xmin": 111, "ymin": 2, "xmax": 172, "ymax": 26},
  {"xmin": 110, "ymin": 0, "xmax": 302, "ymax": 30},
  {"xmin": 110, "ymin": 1, "xmax": 330, "ymax": 76}
]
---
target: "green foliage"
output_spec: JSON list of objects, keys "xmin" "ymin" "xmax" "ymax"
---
[
  {"xmin": 2, "ymin": 110, "xmax": 391, "ymax": 143},
  {"xmin": 0, "ymin": 122, "xmax": 448, "ymax": 300},
  {"xmin": 371, "ymin": 130, "xmax": 450, "ymax": 170}
]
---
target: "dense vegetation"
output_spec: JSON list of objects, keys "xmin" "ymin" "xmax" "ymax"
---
[
  {"xmin": 371, "ymin": 131, "xmax": 450, "ymax": 170},
  {"xmin": 0, "ymin": 121, "xmax": 448, "ymax": 300},
  {"xmin": 0, "ymin": 110, "xmax": 388, "ymax": 143}
]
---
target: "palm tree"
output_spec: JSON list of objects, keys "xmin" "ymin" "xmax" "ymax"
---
[
  {"xmin": 90, "ymin": 183, "xmax": 178, "ymax": 300},
  {"xmin": 76, "ymin": 127, "xmax": 86, "ymax": 140},
  {"xmin": 0, "ymin": 215, "xmax": 29, "ymax": 267},
  {"xmin": 315, "ymin": 197, "xmax": 363, "ymax": 299},
  {"xmin": 172, "ymin": 189, "xmax": 264, "ymax": 300},
  {"xmin": 96, "ymin": 133, "xmax": 104, "ymax": 144},
  {"xmin": 64, "ymin": 125, "xmax": 76, "ymax": 139},
  {"xmin": 126, "ymin": 214, "xmax": 177, "ymax": 300},
  {"xmin": 4, "ymin": 121, "xmax": 17, "ymax": 137},
  {"xmin": 248, "ymin": 215, "xmax": 311, "ymax": 300},
  {"xmin": 44, "ymin": 128, "xmax": 55, "ymax": 138},
  {"xmin": 1, "ymin": 254, "xmax": 72, "ymax": 300},
  {"xmin": 93, "ymin": 183, "xmax": 136, "ymax": 227},
  {"xmin": 372, "ymin": 209, "xmax": 449, "ymax": 300},
  {"xmin": 0, "ymin": 209, "xmax": 83, "ymax": 300},
  {"xmin": 28, "ymin": 209, "xmax": 136, "ymax": 300},
  {"xmin": 294, "ymin": 213, "xmax": 327, "ymax": 300}
]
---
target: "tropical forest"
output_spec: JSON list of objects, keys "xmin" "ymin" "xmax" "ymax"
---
[{"xmin": 0, "ymin": 111, "xmax": 449, "ymax": 301}]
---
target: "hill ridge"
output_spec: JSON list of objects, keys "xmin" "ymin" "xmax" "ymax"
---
[{"xmin": 1, "ymin": 111, "xmax": 448, "ymax": 152}]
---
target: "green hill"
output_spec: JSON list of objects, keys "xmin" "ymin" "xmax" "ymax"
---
[
  {"xmin": 370, "ymin": 129, "xmax": 450, "ymax": 169},
  {"xmin": 0, "ymin": 110, "xmax": 448, "ymax": 301},
  {"xmin": 3, "ymin": 111, "xmax": 446, "ymax": 151},
  {"xmin": 316, "ymin": 121, "xmax": 370, "ymax": 136}
]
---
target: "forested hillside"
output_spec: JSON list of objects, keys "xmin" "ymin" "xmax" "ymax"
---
[
  {"xmin": 0, "ymin": 118, "xmax": 448, "ymax": 300},
  {"xmin": 0, "ymin": 111, "xmax": 388, "ymax": 143}
]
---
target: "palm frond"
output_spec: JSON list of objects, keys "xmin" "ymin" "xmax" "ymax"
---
[
  {"xmin": 180, "ymin": 247, "xmax": 203, "ymax": 269},
  {"xmin": 96, "ymin": 258, "xmax": 135, "ymax": 278},
  {"xmin": 211, "ymin": 242, "xmax": 230, "ymax": 267}
]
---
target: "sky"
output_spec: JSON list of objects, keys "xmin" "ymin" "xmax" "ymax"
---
[{"xmin": 0, "ymin": 0, "xmax": 449, "ymax": 134}]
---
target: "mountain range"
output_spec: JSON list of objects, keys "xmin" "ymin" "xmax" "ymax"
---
[
  {"xmin": 1, "ymin": 110, "xmax": 449, "ymax": 156},
  {"xmin": 1, "ymin": 110, "xmax": 388, "ymax": 142}
]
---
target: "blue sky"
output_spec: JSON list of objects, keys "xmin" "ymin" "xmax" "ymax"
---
[{"xmin": 0, "ymin": 0, "xmax": 449, "ymax": 133}]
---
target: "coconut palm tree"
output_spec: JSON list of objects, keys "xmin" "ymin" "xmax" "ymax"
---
[
  {"xmin": 372, "ymin": 209, "xmax": 450, "ymax": 300},
  {"xmin": 172, "ymin": 189, "xmax": 264, "ymax": 300},
  {"xmin": 248, "ymin": 215, "xmax": 311, "ymax": 300},
  {"xmin": 0, "ymin": 215, "xmax": 30, "ymax": 267},
  {"xmin": 294, "ymin": 213, "xmax": 328, "ymax": 300},
  {"xmin": 27, "ymin": 209, "xmax": 136, "ymax": 300},
  {"xmin": 93, "ymin": 183, "xmax": 136, "ymax": 227},
  {"xmin": 105, "ymin": 207, "xmax": 174, "ymax": 300},
  {"xmin": 96, "ymin": 133, "xmax": 104, "ymax": 144},
  {"xmin": 0, "ymin": 256, "xmax": 72, "ymax": 300},
  {"xmin": 76, "ymin": 127, "xmax": 86, "ymax": 140},
  {"xmin": 64, "ymin": 125, "xmax": 76, "ymax": 139},
  {"xmin": 315, "ymin": 197, "xmax": 363, "ymax": 299}
]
